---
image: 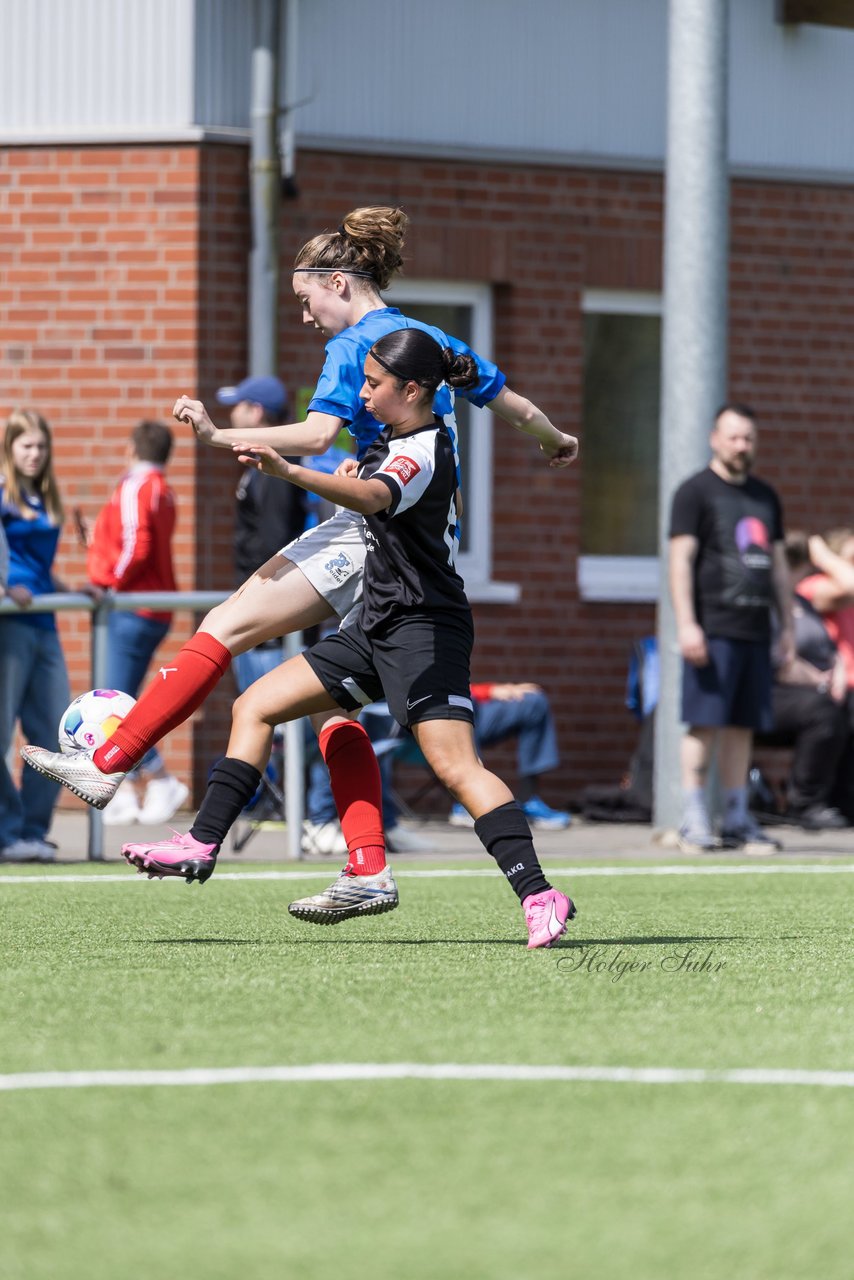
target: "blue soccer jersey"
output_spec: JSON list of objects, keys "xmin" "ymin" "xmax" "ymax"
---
[{"xmin": 308, "ymin": 307, "xmax": 506, "ymax": 461}]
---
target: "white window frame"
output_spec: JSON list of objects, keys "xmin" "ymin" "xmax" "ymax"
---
[
  {"xmin": 578, "ymin": 288, "xmax": 663, "ymax": 603},
  {"xmin": 385, "ymin": 278, "xmax": 519, "ymax": 603}
]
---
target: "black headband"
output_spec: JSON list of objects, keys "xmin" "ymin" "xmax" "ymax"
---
[
  {"xmin": 369, "ymin": 349, "xmax": 414, "ymax": 382},
  {"xmin": 292, "ymin": 267, "xmax": 375, "ymax": 279}
]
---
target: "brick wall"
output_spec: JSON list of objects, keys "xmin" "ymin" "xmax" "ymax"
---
[
  {"xmin": 3, "ymin": 141, "xmax": 854, "ymax": 813},
  {"xmin": 1, "ymin": 145, "xmax": 217, "ymax": 810}
]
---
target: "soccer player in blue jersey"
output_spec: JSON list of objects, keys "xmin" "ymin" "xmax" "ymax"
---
[
  {"xmin": 120, "ymin": 329, "xmax": 576, "ymax": 949},
  {"xmin": 23, "ymin": 207, "xmax": 577, "ymax": 902}
]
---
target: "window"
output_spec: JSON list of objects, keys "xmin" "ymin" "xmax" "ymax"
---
[
  {"xmin": 578, "ymin": 289, "xmax": 662, "ymax": 602},
  {"xmin": 385, "ymin": 280, "xmax": 517, "ymax": 602}
]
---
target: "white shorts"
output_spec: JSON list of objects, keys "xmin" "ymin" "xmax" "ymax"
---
[{"xmin": 280, "ymin": 509, "xmax": 366, "ymax": 620}]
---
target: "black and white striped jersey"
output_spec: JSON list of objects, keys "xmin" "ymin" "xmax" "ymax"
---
[{"xmin": 358, "ymin": 417, "xmax": 469, "ymax": 633}]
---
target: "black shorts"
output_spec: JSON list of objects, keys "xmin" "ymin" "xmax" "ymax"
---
[
  {"xmin": 304, "ymin": 610, "xmax": 475, "ymax": 729},
  {"xmin": 681, "ymin": 636, "xmax": 773, "ymax": 731}
]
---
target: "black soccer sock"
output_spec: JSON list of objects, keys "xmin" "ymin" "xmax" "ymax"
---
[
  {"xmin": 190, "ymin": 757, "xmax": 262, "ymax": 848},
  {"xmin": 474, "ymin": 801, "xmax": 551, "ymax": 902}
]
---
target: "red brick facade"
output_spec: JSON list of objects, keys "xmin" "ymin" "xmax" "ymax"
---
[{"xmin": 2, "ymin": 141, "xmax": 853, "ymax": 810}]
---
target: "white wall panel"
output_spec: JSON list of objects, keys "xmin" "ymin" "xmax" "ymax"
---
[
  {"xmin": 294, "ymin": 0, "xmax": 854, "ymax": 177},
  {"xmin": 1, "ymin": 0, "xmax": 854, "ymax": 180},
  {"xmin": 294, "ymin": 0, "xmax": 667, "ymax": 163},
  {"xmin": 193, "ymin": 0, "xmax": 253, "ymax": 129},
  {"xmin": 0, "ymin": 0, "xmax": 195, "ymax": 138},
  {"xmin": 730, "ymin": 1, "xmax": 854, "ymax": 174}
]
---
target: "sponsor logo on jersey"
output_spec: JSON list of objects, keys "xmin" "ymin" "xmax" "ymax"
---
[
  {"xmin": 385, "ymin": 455, "xmax": 421, "ymax": 485},
  {"xmin": 324, "ymin": 551, "xmax": 354, "ymax": 584}
]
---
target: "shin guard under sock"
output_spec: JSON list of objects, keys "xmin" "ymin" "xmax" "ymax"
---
[
  {"xmin": 190, "ymin": 758, "xmax": 262, "ymax": 848},
  {"xmin": 319, "ymin": 720, "xmax": 386, "ymax": 874},
  {"xmin": 95, "ymin": 632, "xmax": 232, "ymax": 773},
  {"xmin": 474, "ymin": 801, "xmax": 551, "ymax": 902}
]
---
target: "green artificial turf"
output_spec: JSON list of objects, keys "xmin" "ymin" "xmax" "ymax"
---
[{"xmin": 1, "ymin": 863, "xmax": 852, "ymax": 1279}]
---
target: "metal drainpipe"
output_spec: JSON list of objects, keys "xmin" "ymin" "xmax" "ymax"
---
[
  {"xmin": 250, "ymin": 0, "xmax": 304, "ymax": 859},
  {"xmin": 250, "ymin": 0, "xmax": 282, "ymax": 380}
]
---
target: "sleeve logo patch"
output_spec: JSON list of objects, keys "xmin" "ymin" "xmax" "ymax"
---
[{"xmin": 385, "ymin": 455, "xmax": 421, "ymax": 485}]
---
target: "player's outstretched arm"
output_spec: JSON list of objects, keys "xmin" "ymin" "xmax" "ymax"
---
[
  {"xmin": 233, "ymin": 443, "xmax": 390, "ymax": 516},
  {"xmin": 172, "ymin": 396, "xmax": 344, "ymax": 456},
  {"xmin": 486, "ymin": 386, "xmax": 578, "ymax": 468}
]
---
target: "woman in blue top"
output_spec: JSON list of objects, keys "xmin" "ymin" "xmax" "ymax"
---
[
  {"xmin": 23, "ymin": 208, "xmax": 577, "ymax": 878},
  {"xmin": 0, "ymin": 409, "xmax": 72, "ymax": 861}
]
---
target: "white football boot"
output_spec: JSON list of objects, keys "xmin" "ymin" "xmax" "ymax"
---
[{"xmin": 20, "ymin": 746, "xmax": 125, "ymax": 810}]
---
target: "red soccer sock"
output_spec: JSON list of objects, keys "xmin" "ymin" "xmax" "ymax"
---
[
  {"xmin": 319, "ymin": 719, "xmax": 387, "ymax": 876},
  {"xmin": 95, "ymin": 632, "xmax": 233, "ymax": 774}
]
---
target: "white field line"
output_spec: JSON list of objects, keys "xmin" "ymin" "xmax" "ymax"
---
[
  {"xmin": 1, "ymin": 1062, "xmax": 853, "ymax": 1093},
  {"xmin": 1, "ymin": 864, "xmax": 854, "ymax": 886}
]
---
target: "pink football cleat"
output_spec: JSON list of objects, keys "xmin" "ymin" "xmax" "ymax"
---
[
  {"xmin": 522, "ymin": 888, "xmax": 576, "ymax": 949},
  {"xmin": 122, "ymin": 830, "xmax": 218, "ymax": 884}
]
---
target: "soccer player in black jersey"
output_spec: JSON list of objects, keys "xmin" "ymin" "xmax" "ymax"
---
[{"xmin": 122, "ymin": 329, "xmax": 576, "ymax": 950}]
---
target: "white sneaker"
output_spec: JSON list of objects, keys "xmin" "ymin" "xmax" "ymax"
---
[
  {"xmin": 1, "ymin": 838, "xmax": 55, "ymax": 863},
  {"xmin": 102, "ymin": 783, "xmax": 141, "ymax": 827},
  {"xmin": 138, "ymin": 775, "xmax": 190, "ymax": 825},
  {"xmin": 20, "ymin": 746, "xmax": 125, "ymax": 809},
  {"xmin": 301, "ymin": 820, "xmax": 348, "ymax": 857},
  {"xmin": 288, "ymin": 866, "xmax": 399, "ymax": 924},
  {"xmin": 385, "ymin": 824, "xmax": 431, "ymax": 853}
]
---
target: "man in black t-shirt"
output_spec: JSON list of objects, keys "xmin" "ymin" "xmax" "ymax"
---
[{"xmin": 668, "ymin": 403, "xmax": 794, "ymax": 852}]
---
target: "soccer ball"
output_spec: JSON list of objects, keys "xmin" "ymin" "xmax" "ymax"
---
[{"xmin": 58, "ymin": 689, "xmax": 137, "ymax": 755}]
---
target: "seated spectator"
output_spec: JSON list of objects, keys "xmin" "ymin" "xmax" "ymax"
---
[
  {"xmin": 797, "ymin": 529, "xmax": 854, "ymax": 823},
  {"xmin": 762, "ymin": 532, "xmax": 848, "ymax": 830},
  {"xmin": 448, "ymin": 682, "xmax": 571, "ymax": 830}
]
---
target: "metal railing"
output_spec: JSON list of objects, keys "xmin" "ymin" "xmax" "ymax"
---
[{"xmin": 0, "ymin": 591, "xmax": 305, "ymax": 860}]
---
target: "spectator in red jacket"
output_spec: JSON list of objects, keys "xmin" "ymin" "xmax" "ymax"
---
[{"xmin": 86, "ymin": 420, "xmax": 188, "ymax": 826}]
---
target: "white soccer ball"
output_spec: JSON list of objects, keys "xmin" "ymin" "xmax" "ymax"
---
[{"xmin": 58, "ymin": 689, "xmax": 137, "ymax": 755}]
